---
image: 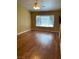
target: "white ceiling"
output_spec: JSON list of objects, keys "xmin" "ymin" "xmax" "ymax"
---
[{"xmin": 18, "ymin": 0, "xmax": 61, "ymax": 11}]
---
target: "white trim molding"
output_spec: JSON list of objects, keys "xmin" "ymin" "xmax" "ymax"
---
[{"xmin": 17, "ymin": 30, "xmax": 31, "ymax": 35}]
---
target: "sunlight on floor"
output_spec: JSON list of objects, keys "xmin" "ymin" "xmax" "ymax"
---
[
  {"xmin": 35, "ymin": 33, "xmax": 54, "ymax": 47},
  {"xmin": 33, "ymin": 56, "xmax": 40, "ymax": 59}
]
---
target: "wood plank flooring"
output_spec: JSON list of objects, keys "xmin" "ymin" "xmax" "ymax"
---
[{"xmin": 17, "ymin": 30, "xmax": 61, "ymax": 59}]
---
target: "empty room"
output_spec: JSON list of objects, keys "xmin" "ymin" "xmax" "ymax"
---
[{"xmin": 17, "ymin": 0, "xmax": 61, "ymax": 59}]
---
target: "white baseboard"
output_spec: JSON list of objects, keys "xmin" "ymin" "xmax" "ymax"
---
[{"xmin": 17, "ymin": 30, "xmax": 31, "ymax": 35}]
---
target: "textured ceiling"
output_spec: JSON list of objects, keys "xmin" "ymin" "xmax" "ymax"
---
[{"xmin": 18, "ymin": 0, "xmax": 61, "ymax": 11}]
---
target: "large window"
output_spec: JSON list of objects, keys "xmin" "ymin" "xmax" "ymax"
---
[{"xmin": 36, "ymin": 15, "xmax": 54, "ymax": 27}]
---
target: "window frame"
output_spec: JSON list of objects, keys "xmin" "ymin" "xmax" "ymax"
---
[{"xmin": 35, "ymin": 15, "xmax": 55, "ymax": 28}]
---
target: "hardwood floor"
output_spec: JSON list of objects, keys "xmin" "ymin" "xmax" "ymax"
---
[{"xmin": 17, "ymin": 30, "xmax": 61, "ymax": 59}]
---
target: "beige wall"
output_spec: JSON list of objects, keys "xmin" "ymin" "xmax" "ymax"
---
[{"xmin": 17, "ymin": 3, "xmax": 31, "ymax": 33}]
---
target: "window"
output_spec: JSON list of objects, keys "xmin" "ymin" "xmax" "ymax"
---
[{"xmin": 36, "ymin": 15, "xmax": 54, "ymax": 27}]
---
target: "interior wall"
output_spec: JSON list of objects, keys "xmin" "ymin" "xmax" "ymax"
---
[
  {"xmin": 17, "ymin": 3, "xmax": 31, "ymax": 33},
  {"xmin": 31, "ymin": 10, "xmax": 61, "ymax": 32}
]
